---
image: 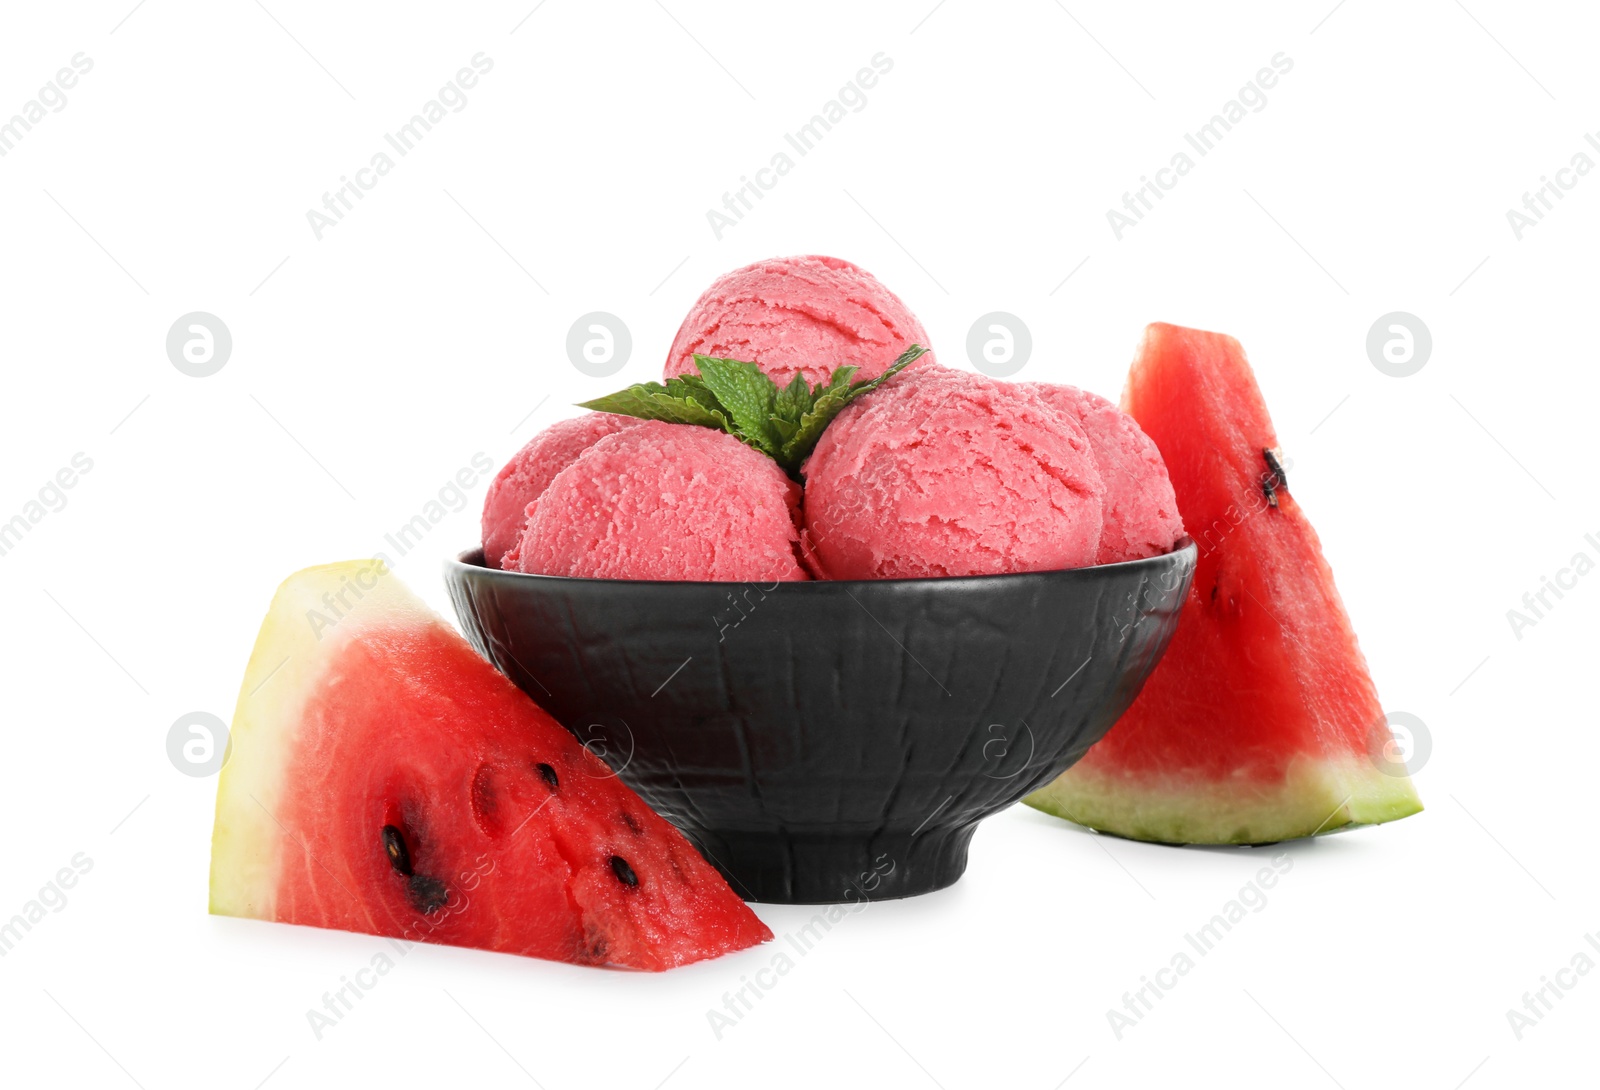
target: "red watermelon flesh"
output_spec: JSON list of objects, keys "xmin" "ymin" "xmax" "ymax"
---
[
  {"xmin": 1026, "ymin": 323, "xmax": 1422, "ymax": 843},
  {"xmin": 209, "ymin": 561, "xmax": 771, "ymax": 970}
]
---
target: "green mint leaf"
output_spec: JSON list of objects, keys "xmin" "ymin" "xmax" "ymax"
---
[
  {"xmin": 663, "ymin": 374, "xmax": 726, "ymax": 415},
  {"xmin": 779, "ymin": 393, "xmax": 851, "ymax": 472},
  {"xmin": 577, "ymin": 344, "xmax": 928, "ymax": 481},
  {"xmin": 769, "ymin": 415, "xmax": 800, "ymax": 444},
  {"xmin": 578, "ymin": 381, "xmax": 732, "ymax": 431},
  {"xmin": 820, "ymin": 365, "xmax": 860, "ymax": 397},
  {"xmin": 773, "ymin": 372, "xmax": 811, "ymax": 424},
  {"xmin": 777, "ymin": 344, "xmax": 928, "ymax": 473},
  {"xmin": 692, "ymin": 354, "xmax": 782, "ymax": 457},
  {"xmin": 850, "ymin": 343, "xmax": 927, "ymax": 392}
]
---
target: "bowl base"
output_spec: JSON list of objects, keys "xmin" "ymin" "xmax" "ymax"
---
[{"xmin": 686, "ymin": 824, "xmax": 977, "ymax": 904}]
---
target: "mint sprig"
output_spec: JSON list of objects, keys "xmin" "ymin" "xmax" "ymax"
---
[
  {"xmin": 579, "ymin": 374, "xmax": 731, "ymax": 431},
  {"xmin": 578, "ymin": 343, "xmax": 928, "ymax": 477}
]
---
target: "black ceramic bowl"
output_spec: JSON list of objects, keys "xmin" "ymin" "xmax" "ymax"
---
[{"xmin": 444, "ymin": 542, "xmax": 1195, "ymax": 903}]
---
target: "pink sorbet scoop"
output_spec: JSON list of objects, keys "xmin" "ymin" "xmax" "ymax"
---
[
  {"xmin": 481, "ymin": 414, "xmax": 641, "ymax": 569},
  {"xmin": 509, "ymin": 421, "xmax": 809, "ymax": 583},
  {"xmin": 802, "ymin": 368, "xmax": 1105, "ymax": 579},
  {"xmin": 665, "ymin": 255, "xmax": 934, "ymax": 389},
  {"xmin": 1026, "ymin": 384, "xmax": 1184, "ymax": 564}
]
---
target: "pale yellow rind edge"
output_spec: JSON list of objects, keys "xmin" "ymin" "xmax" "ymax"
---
[{"xmin": 207, "ymin": 559, "xmax": 428, "ymax": 919}]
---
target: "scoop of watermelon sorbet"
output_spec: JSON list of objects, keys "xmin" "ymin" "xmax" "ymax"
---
[
  {"xmin": 510, "ymin": 420, "xmax": 810, "ymax": 581},
  {"xmin": 664, "ymin": 255, "xmax": 935, "ymax": 389},
  {"xmin": 1026, "ymin": 384, "xmax": 1184, "ymax": 564},
  {"xmin": 481, "ymin": 414, "xmax": 640, "ymax": 569},
  {"xmin": 802, "ymin": 368, "xmax": 1105, "ymax": 579}
]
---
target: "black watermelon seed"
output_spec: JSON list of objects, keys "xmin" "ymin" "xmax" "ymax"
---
[
  {"xmin": 536, "ymin": 762, "xmax": 559, "ymax": 789},
  {"xmin": 407, "ymin": 874, "xmax": 449, "ymax": 915},
  {"xmin": 610, "ymin": 855, "xmax": 638, "ymax": 887},
  {"xmin": 620, "ymin": 811, "xmax": 641, "ymax": 833},
  {"xmin": 381, "ymin": 825, "xmax": 413, "ymax": 877},
  {"xmin": 1262, "ymin": 447, "xmax": 1288, "ymax": 508},
  {"xmin": 1263, "ymin": 447, "xmax": 1288, "ymax": 491}
]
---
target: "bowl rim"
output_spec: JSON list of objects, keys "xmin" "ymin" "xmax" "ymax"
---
[{"xmin": 447, "ymin": 538, "xmax": 1196, "ymax": 591}]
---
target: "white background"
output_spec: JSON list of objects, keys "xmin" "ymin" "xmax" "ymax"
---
[{"xmin": 1, "ymin": 1, "xmax": 1595, "ymax": 1087}]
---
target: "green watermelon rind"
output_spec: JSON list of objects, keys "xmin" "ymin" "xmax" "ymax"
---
[{"xmin": 1024, "ymin": 754, "xmax": 1423, "ymax": 846}]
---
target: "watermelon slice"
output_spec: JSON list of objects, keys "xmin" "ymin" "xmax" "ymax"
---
[
  {"xmin": 209, "ymin": 561, "xmax": 771, "ymax": 970},
  {"xmin": 1026, "ymin": 323, "xmax": 1422, "ymax": 844}
]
